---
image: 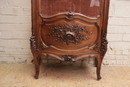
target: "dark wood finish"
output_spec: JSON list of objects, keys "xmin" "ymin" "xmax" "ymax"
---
[{"xmin": 30, "ymin": 0, "xmax": 110, "ymax": 80}]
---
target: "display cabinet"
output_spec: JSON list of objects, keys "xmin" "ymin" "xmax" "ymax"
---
[{"xmin": 30, "ymin": 0, "xmax": 110, "ymax": 80}]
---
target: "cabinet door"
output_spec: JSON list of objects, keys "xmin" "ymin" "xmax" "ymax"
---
[
  {"xmin": 39, "ymin": 0, "xmax": 101, "ymax": 53},
  {"xmin": 40, "ymin": 0, "xmax": 100, "ymax": 17}
]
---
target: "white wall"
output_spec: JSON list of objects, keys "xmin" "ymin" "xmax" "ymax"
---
[
  {"xmin": 0, "ymin": 0, "xmax": 130, "ymax": 66},
  {"xmin": 104, "ymin": 0, "xmax": 130, "ymax": 66},
  {"xmin": 0, "ymin": 0, "xmax": 32, "ymax": 63}
]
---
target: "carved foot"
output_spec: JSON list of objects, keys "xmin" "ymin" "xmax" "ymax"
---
[
  {"xmin": 34, "ymin": 65, "xmax": 40, "ymax": 79},
  {"xmin": 34, "ymin": 57, "xmax": 41, "ymax": 79},
  {"xmin": 96, "ymin": 56, "xmax": 102, "ymax": 81},
  {"xmin": 96, "ymin": 64, "xmax": 102, "ymax": 80},
  {"xmin": 96, "ymin": 67, "xmax": 102, "ymax": 80},
  {"xmin": 34, "ymin": 69, "xmax": 39, "ymax": 79},
  {"xmin": 97, "ymin": 75, "xmax": 102, "ymax": 80},
  {"xmin": 34, "ymin": 74, "xmax": 39, "ymax": 79}
]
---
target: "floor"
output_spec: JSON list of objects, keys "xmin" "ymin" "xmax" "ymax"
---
[{"xmin": 0, "ymin": 63, "xmax": 130, "ymax": 87}]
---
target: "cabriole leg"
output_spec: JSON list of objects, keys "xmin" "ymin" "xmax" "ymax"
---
[
  {"xmin": 34, "ymin": 56, "xmax": 41, "ymax": 79},
  {"xmin": 96, "ymin": 56, "xmax": 102, "ymax": 80}
]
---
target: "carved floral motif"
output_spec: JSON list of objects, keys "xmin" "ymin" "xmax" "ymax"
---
[{"xmin": 48, "ymin": 24, "xmax": 92, "ymax": 45}]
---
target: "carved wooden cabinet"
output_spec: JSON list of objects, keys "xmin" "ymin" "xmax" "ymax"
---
[{"xmin": 30, "ymin": 0, "xmax": 110, "ymax": 80}]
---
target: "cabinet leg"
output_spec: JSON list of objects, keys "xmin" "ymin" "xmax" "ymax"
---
[
  {"xmin": 95, "ymin": 58, "xmax": 98, "ymax": 67},
  {"xmin": 96, "ymin": 57, "xmax": 102, "ymax": 80},
  {"xmin": 96, "ymin": 66, "xmax": 101, "ymax": 80},
  {"xmin": 34, "ymin": 64, "xmax": 40, "ymax": 79},
  {"xmin": 34, "ymin": 57, "xmax": 41, "ymax": 79}
]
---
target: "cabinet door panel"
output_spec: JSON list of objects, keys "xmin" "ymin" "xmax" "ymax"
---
[
  {"xmin": 40, "ymin": 0, "xmax": 100, "ymax": 17},
  {"xmin": 41, "ymin": 19, "xmax": 99, "ymax": 50}
]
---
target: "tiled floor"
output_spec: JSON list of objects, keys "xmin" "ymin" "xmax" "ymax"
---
[{"xmin": 0, "ymin": 63, "xmax": 130, "ymax": 87}]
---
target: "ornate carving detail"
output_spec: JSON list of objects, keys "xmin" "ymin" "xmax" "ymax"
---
[
  {"xmin": 93, "ymin": 44, "xmax": 98, "ymax": 50},
  {"xmin": 89, "ymin": 43, "xmax": 99, "ymax": 51},
  {"xmin": 48, "ymin": 24, "xmax": 92, "ymax": 45},
  {"xmin": 66, "ymin": 12, "xmax": 74, "ymax": 18},
  {"xmin": 30, "ymin": 33, "xmax": 37, "ymax": 51},
  {"xmin": 40, "ymin": 41, "xmax": 48, "ymax": 50},
  {"xmin": 61, "ymin": 55, "xmax": 76, "ymax": 62},
  {"xmin": 101, "ymin": 33, "xmax": 108, "ymax": 56},
  {"xmin": 40, "ymin": 42, "xmax": 47, "ymax": 50}
]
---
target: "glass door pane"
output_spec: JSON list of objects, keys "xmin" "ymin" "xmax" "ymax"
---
[{"xmin": 40, "ymin": 0, "xmax": 100, "ymax": 17}]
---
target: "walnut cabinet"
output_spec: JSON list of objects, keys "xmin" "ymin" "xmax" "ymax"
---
[{"xmin": 30, "ymin": 0, "xmax": 110, "ymax": 80}]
